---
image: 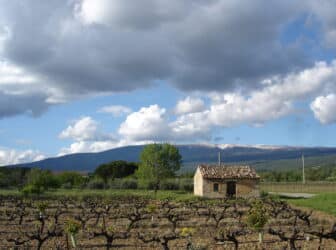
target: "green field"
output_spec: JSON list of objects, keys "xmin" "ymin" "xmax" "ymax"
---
[{"xmin": 285, "ymin": 193, "xmax": 336, "ymax": 216}]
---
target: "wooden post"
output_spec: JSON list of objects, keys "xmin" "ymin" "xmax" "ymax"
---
[{"xmin": 302, "ymin": 153, "xmax": 305, "ymax": 185}]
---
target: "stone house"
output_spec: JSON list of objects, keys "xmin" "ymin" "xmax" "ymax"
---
[{"xmin": 194, "ymin": 164, "xmax": 260, "ymax": 198}]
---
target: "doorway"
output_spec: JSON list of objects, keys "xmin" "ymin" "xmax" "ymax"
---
[{"xmin": 226, "ymin": 181, "xmax": 236, "ymax": 197}]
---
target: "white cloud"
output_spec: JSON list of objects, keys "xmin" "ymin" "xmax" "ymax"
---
[
  {"xmin": 173, "ymin": 61, "xmax": 336, "ymax": 130},
  {"xmin": 311, "ymin": 94, "xmax": 336, "ymax": 124},
  {"xmin": 75, "ymin": 0, "xmax": 116, "ymax": 25},
  {"xmin": 171, "ymin": 111, "xmax": 211, "ymax": 139},
  {"xmin": 58, "ymin": 140, "xmax": 118, "ymax": 156},
  {"xmin": 59, "ymin": 61, "xmax": 336, "ymax": 155},
  {"xmin": 58, "ymin": 116, "xmax": 119, "ymax": 155},
  {"xmin": 98, "ymin": 105, "xmax": 132, "ymax": 116},
  {"xmin": 119, "ymin": 105, "xmax": 170, "ymax": 141},
  {"xmin": 0, "ymin": 61, "xmax": 38, "ymax": 87},
  {"xmin": 59, "ymin": 116, "xmax": 99, "ymax": 141},
  {"xmin": 0, "ymin": 148, "xmax": 45, "ymax": 166},
  {"xmin": 174, "ymin": 96, "xmax": 205, "ymax": 115}
]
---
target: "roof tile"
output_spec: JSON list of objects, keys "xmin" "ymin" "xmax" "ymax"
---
[{"xmin": 198, "ymin": 164, "xmax": 260, "ymax": 179}]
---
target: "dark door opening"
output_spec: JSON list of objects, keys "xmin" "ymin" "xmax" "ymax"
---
[{"xmin": 226, "ymin": 181, "xmax": 236, "ymax": 197}]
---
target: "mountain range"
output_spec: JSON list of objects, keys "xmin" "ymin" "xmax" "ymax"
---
[{"xmin": 7, "ymin": 144, "xmax": 336, "ymax": 173}]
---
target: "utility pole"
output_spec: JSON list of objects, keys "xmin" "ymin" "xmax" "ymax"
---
[
  {"xmin": 302, "ymin": 153, "xmax": 305, "ymax": 184},
  {"xmin": 218, "ymin": 151, "xmax": 221, "ymax": 166}
]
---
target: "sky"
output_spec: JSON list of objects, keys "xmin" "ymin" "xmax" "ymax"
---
[{"xmin": 1, "ymin": 0, "xmax": 336, "ymax": 166}]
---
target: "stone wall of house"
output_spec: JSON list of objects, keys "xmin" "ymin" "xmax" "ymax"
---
[
  {"xmin": 195, "ymin": 178, "xmax": 259, "ymax": 198},
  {"xmin": 236, "ymin": 179, "xmax": 260, "ymax": 198},
  {"xmin": 193, "ymin": 168, "xmax": 203, "ymax": 196},
  {"xmin": 202, "ymin": 178, "xmax": 227, "ymax": 198}
]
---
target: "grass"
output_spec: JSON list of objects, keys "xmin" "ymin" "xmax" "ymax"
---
[{"xmin": 284, "ymin": 193, "xmax": 336, "ymax": 216}]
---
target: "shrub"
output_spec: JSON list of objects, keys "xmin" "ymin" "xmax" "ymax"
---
[
  {"xmin": 145, "ymin": 180, "xmax": 157, "ymax": 190},
  {"xmin": 65, "ymin": 219, "xmax": 81, "ymax": 248},
  {"xmin": 21, "ymin": 184, "xmax": 42, "ymax": 196},
  {"xmin": 246, "ymin": 200, "xmax": 268, "ymax": 243},
  {"xmin": 86, "ymin": 179, "xmax": 105, "ymax": 189},
  {"xmin": 61, "ymin": 182, "xmax": 73, "ymax": 189},
  {"xmin": 260, "ymin": 190, "xmax": 269, "ymax": 198},
  {"xmin": 120, "ymin": 179, "xmax": 138, "ymax": 189},
  {"xmin": 179, "ymin": 178, "xmax": 193, "ymax": 192},
  {"xmin": 57, "ymin": 172, "xmax": 86, "ymax": 188},
  {"xmin": 160, "ymin": 179, "xmax": 179, "ymax": 190},
  {"xmin": 26, "ymin": 168, "xmax": 60, "ymax": 192}
]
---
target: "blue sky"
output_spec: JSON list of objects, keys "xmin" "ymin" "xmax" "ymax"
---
[{"xmin": 0, "ymin": 0, "xmax": 336, "ymax": 165}]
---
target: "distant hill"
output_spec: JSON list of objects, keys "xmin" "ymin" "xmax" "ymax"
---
[{"xmin": 7, "ymin": 144, "xmax": 336, "ymax": 173}]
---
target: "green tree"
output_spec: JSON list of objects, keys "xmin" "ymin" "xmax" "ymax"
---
[
  {"xmin": 24, "ymin": 168, "xmax": 60, "ymax": 194},
  {"xmin": 136, "ymin": 143, "xmax": 182, "ymax": 192},
  {"xmin": 57, "ymin": 171, "xmax": 86, "ymax": 188},
  {"xmin": 94, "ymin": 160, "xmax": 138, "ymax": 187}
]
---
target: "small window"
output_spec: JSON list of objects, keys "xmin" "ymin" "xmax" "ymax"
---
[{"xmin": 213, "ymin": 183, "xmax": 219, "ymax": 192}]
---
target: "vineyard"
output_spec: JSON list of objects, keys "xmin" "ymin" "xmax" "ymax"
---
[{"xmin": 0, "ymin": 195, "xmax": 335, "ymax": 249}]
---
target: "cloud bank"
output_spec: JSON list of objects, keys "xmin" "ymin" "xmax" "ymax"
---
[{"xmin": 0, "ymin": 0, "xmax": 332, "ymax": 118}]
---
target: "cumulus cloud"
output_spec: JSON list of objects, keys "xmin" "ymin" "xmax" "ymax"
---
[
  {"xmin": 175, "ymin": 97, "xmax": 205, "ymax": 115},
  {"xmin": 59, "ymin": 60, "xmax": 336, "ymax": 154},
  {"xmin": 59, "ymin": 116, "xmax": 116, "ymax": 142},
  {"xmin": 171, "ymin": 111, "xmax": 211, "ymax": 139},
  {"xmin": 58, "ymin": 116, "xmax": 119, "ymax": 155},
  {"xmin": 58, "ymin": 140, "xmax": 122, "ymax": 156},
  {"xmin": 311, "ymin": 94, "xmax": 336, "ymax": 124},
  {"xmin": 0, "ymin": 148, "xmax": 45, "ymax": 166},
  {"xmin": 60, "ymin": 117, "xmax": 101, "ymax": 141},
  {"xmin": 173, "ymin": 61, "xmax": 336, "ymax": 130},
  {"xmin": 119, "ymin": 105, "xmax": 171, "ymax": 141},
  {"xmin": 98, "ymin": 105, "xmax": 132, "ymax": 116}
]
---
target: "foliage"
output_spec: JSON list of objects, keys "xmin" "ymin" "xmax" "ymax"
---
[
  {"xmin": 260, "ymin": 165, "xmax": 336, "ymax": 182},
  {"xmin": 0, "ymin": 167, "xmax": 30, "ymax": 188},
  {"xmin": 145, "ymin": 203, "xmax": 158, "ymax": 214},
  {"xmin": 94, "ymin": 160, "xmax": 138, "ymax": 185},
  {"xmin": 65, "ymin": 219, "xmax": 81, "ymax": 248},
  {"xmin": 23, "ymin": 168, "xmax": 60, "ymax": 194},
  {"xmin": 180, "ymin": 227, "xmax": 196, "ymax": 237},
  {"xmin": 86, "ymin": 178, "xmax": 105, "ymax": 189},
  {"xmin": 246, "ymin": 200, "xmax": 268, "ymax": 232},
  {"xmin": 179, "ymin": 178, "xmax": 194, "ymax": 192},
  {"xmin": 114, "ymin": 178, "xmax": 138, "ymax": 189},
  {"xmin": 56, "ymin": 171, "xmax": 86, "ymax": 188},
  {"xmin": 36, "ymin": 201, "xmax": 48, "ymax": 214},
  {"xmin": 21, "ymin": 184, "xmax": 42, "ymax": 195},
  {"xmin": 160, "ymin": 179, "xmax": 180, "ymax": 190},
  {"xmin": 136, "ymin": 143, "xmax": 182, "ymax": 190},
  {"xmin": 65, "ymin": 219, "xmax": 81, "ymax": 235}
]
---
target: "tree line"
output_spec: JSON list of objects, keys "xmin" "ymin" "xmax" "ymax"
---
[
  {"xmin": 259, "ymin": 165, "xmax": 336, "ymax": 182},
  {"xmin": 0, "ymin": 143, "xmax": 189, "ymax": 195}
]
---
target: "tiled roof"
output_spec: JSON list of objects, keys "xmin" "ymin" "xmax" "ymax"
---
[{"xmin": 197, "ymin": 164, "xmax": 260, "ymax": 179}]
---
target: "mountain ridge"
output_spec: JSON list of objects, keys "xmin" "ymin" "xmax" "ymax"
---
[{"xmin": 5, "ymin": 144, "xmax": 336, "ymax": 172}]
